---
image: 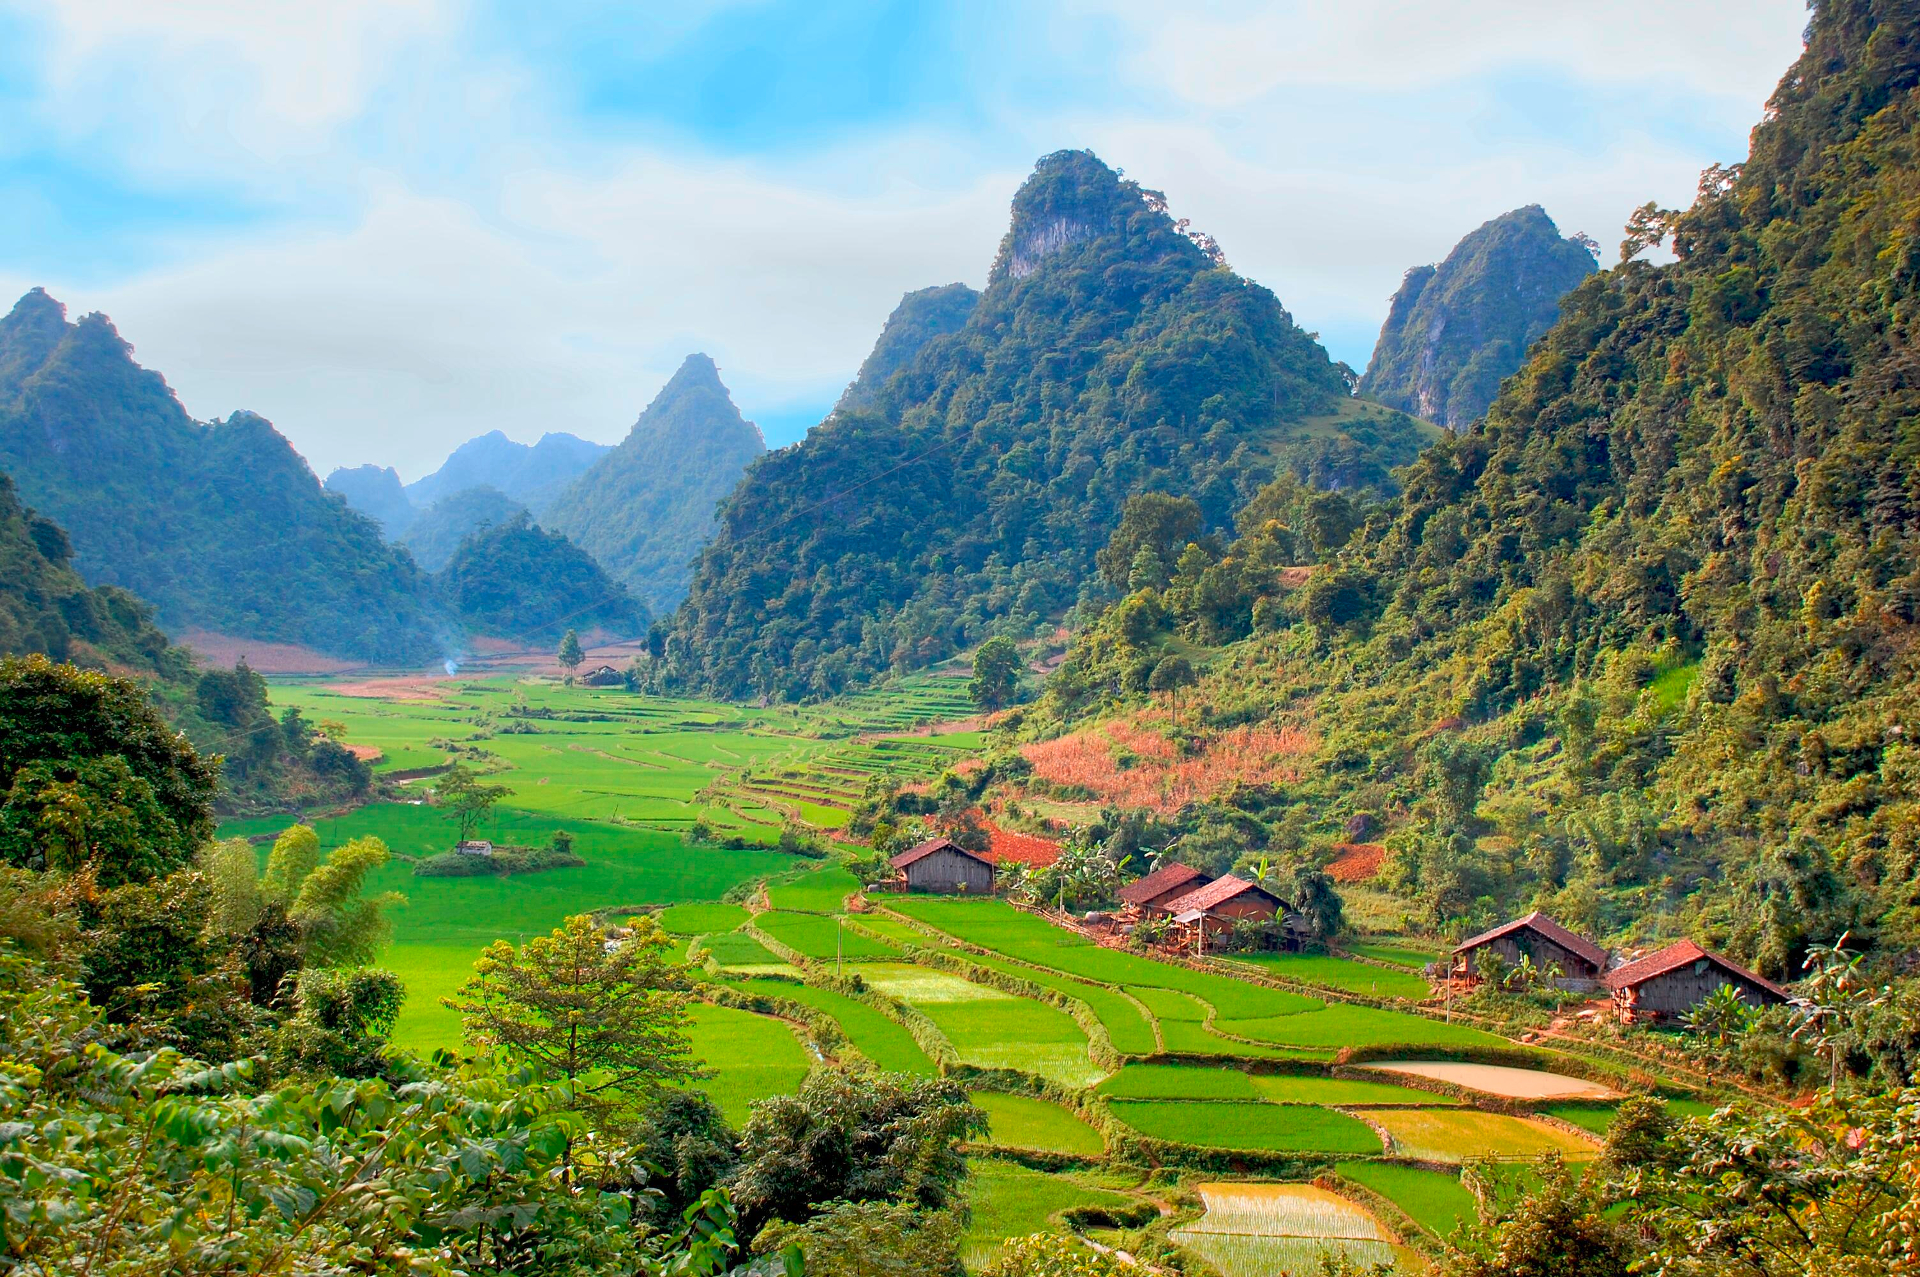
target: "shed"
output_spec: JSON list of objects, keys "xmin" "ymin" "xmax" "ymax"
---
[
  {"xmin": 581, "ymin": 664, "xmax": 624, "ymax": 687},
  {"xmin": 1117, "ymin": 862, "xmax": 1212, "ymax": 913},
  {"xmin": 1453, "ymin": 911, "xmax": 1609, "ymax": 986},
  {"xmin": 1164, "ymin": 874, "xmax": 1289, "ymax": 923},
  {"xmin": 889, "ymin": 837, "xmax": 995, "ymax": 895},
  {"xmin": 1602, "ymin": 939, "xmax": 1789, "ymax": 1024},
  {"xmin": 456, "ymin": 840, "xmax": 494, "ymax": 857}
]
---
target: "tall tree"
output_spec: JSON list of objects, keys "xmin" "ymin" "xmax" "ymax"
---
[
  {"xmin": 969, "ymin": 637, "xmax": 1023, "ymax": 711},
  {"xmin": 435, "ymin": 763, "xmax": 509, "ymax": 843},
  {"xmin": 558, "ymin": 628, "xmax": 584, "ymax": 673}
]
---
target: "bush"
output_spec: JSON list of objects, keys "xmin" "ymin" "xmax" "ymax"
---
[{"xmin": 413, "ymin": 844, "xmax": 587, "ymax": 877}]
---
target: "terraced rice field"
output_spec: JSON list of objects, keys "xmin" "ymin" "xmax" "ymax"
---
[
  {"xmin": 960, "ymin": 1161, "xmax": 1143, "ymax": 1270},
  {"xmin": 1109, "ymin": 1101, "xmax": 1382, "ymax": 1154},
  {"xmin": 767, "ymin": 865, "xmax": 864, "ymax": 913},
  {"xmin": 971, "ymin": 1092, "xmax": 1105, "ymax": 1155},
  {"xmin": 685, "ymin": 1002, "xmax": 814, "ymax": 1125},
  {"xmin": 1345, "ymin": 942, "xmax": 1443, "ymax": 970},
  {"xmin": 1357, "ymin": 1061, "xmax": 1617, "ymax": 1099},
  {"xmin": 1229, "ymin": 952, "xmax": 1430, "ymax": 1000},
  {"xmin": 1171, "ymin": 1183, "xmax": 1404, "ymax": 1276},
  {"xmin": 860, "ymin": 963, "xmax": 1101, "ymax": 1086},
  {"xmin": 1368, "ymin": 1109, "xmax": 1598, "ymax": 1163},
  {"xmin": 659, "ymin": 902, "xmax": 751, "ymax": 935},
  {"xmin": 1096, "ymin": 1064, "xmax": 1445, "ymax": 1105},
  {"xmin": 723, "ymin": 977, "xmax": 935, "ymax": 1074},
  {"xmin": 1128, "ymin": 985, "xmax": 1331, "ymax": 1061},
  {"xmin": 1338, "ymin": 1161, "xmax": 1479, "ymax": 1237},
  {"xmin": 699, "ymin": 931, "xmax": 781, "ymax": 967},
  {"xmin": 755, "ymin": 911, "xmax": 898, "ymax": 960}
]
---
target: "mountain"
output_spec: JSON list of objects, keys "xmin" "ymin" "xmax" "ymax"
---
[
  {"xmin": 0, "ymin": 292, "xmax": 442, "ymax": 662},
  {"xmin": 399, "ymin": 485, "xmax": 526, "ymax": 573},
  {"xmin": 834, "ymin": 283, "xmax": 979, "ymax": 414},
  {"xmin": 436, "ymin": 511, "xmax": 646, "ymax": 643},
  {"xmin": 542, "ymin": 354, "xmax": 766, "ymax": 613},
  {"xmin": 1359, "ymin": 205, "xmax": 1597, "ymax": 430},
  {"xmin": 655, "ymin": 149, "xmax": 1350, "ymax": 701},
  {"xmin": 406, "ymin": 430, "xmax": 609, "ymax": 511},
  {"xmin": 1042, "ymin": 0, "xmax": 1920, "ymax": 973},
  {"xmin": 324, "ymin": 464, "xmax": 414, "ymax": 537}
]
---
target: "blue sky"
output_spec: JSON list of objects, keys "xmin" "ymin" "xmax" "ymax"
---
[{"xmin": 0, "ymin": 1, "xmax": 1808, "ymax": 477}]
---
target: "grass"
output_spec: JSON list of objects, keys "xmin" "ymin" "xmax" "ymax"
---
[
  {"xmin": 659, "ymin": 903, "xmax": 751, "ymax": 935},
  {"xmin": 1217, "ymin": 1004, "xmax": 1505, "ymax": 1049},
  {"xmin": 1128, "ymin": 986, "xmax": 1332, "ymax": 1061},
  {"xmin": 685, "ymin": 1002, "xmax": 813, "ymax": 1126},
  {"xmin": 1229, "ymin": 953, "xmax": 1430, "ymax": 1000},
  {"xmin": 1338, "ymin": 1162, "xmax": 1477, "ymax": 1237},
  {"xmin": 755, "ymin": 911, "xmax": 897, "ymax": 960},
  {"xmin": 938, "ymin": 947, "xmax": 1159, "ymax": 1056},
  {"xmin": 960, "ymin": 1160, "xmax": 1140, "ymax": 1270},
  {"xmin": 1249, "ymin": 1074, "xmax": 1457, "ymax": 1106},
  {"xmin": 382, "ymin": 943, "xmax": 481, "ymax": 1052},
  {"xmin": 723, "ymin": 977, "xmax": 935, "ymax": 1075},
  {"xmin": 1541, "ymin": 1105, "xmax": 1615, "ymax": 1135},
  {"xmin": 700, "ymin": 931, "xmax": 780, "ymax": 967},
  {"xmin": 861, "ymin": 964, "xmax": 1099, "ymax": 1086},
  {"xmin": 767, "ymin": 865, "xmax": 862, "ymax": 913},
  {"xmin": 1368, "ymin": 1110, "xmax": 1598, "ymax": 1163},
  {"xmin": 1099, "ymin": 1064, "xmax": 1260, "ymax": 1099},
  {"xmin": 970, "ymin": 1092, "xmax": 1104, "ymax": 1155},
  {"xmin": 1108, "ymin": 1101, "xmax": 1382, "ymax": 1154},
  {"xmin": 1344, "ymin": 942, "xmax": 1442, "ymax": 970}
]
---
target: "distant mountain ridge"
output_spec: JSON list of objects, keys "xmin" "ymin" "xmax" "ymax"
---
[
  {"xmin": 0, "ymin": 290, "xmax": 443, "ymax": 662},
  {"xmin": 399, "ymin": 485, "xmax": 527, "ymax": 573},
  {"xmin": 406, "ymin": 429, "xmax": 608, "ymax": 511},
  {"xmin": 1360, "ymin": 205, "xmax": 1597, "ymax": 430},
  {"xmin": 543, "ymin": 354, "xmax": 766, "ymax": 613},
  {"xmin": 324, "ymin": 464, "xmax": 414, "ymax": 537}
]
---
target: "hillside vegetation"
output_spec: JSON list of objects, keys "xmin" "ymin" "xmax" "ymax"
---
[
  {"xmin": 436, "ymin": 511, "xmax": 646, "ymax": 642},
  {"xmin": 1033, "ymin": 0, "xmax": 1920, "ymax": 977},
  {"xmin": 658, "ymin": 150, "xmax": 1350, "ymax": 701},
  {"xmin": 0, "ymin": 291, "xmax": 441, "ymax": 661}
]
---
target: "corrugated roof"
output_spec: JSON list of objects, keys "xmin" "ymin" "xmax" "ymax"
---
[
  {"xmin": 889, "ymin": 837, "xmax": 994, "ymax": 870},
  {"xmin": 1117, "ymin": 862, "xmax": 1208, "ymax": 905},
  {"xmin": 1602, "ymin": 939, "xmax": 1790, "ymax": 1000},
  {"xmin": 1164, "ymin": 874, "xmax": 1287, "ymax": 915},
  {"xmin": 1453, "ymin": 911, "xmax": 1609, "ymax": 970}
]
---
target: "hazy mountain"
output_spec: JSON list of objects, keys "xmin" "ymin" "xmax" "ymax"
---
[
  {"xmin": 834, "ymin": 283, "xmax": 979, "ymax": 414},
  {"xmin": 398, "ymin": 485, "xmax": 526, "ymax": 574},
  {"xmin": 656, "ymin": 149, "xmax": 1350, "ymax": 700},
  {"xmin": 542, "ymin": 354, "xmax": 766, "ymax": 613},
  {"xmin": 1359, "ymin": 205, "xmax": 1597, "ymax": 430},
  {"xmin": 0, "ymin": 291, "xmax": 442, "ymax": 662},
  {"xmin": 406, "ymin": 430, "xmax": 609, "ymax": 511},
  {"xmin": 437, "ymin": 511, "xmax": 646, "ymax": 643},
  {"xmin": 324, "ymin": 464, "xmax": 414, "ymax": 537}
]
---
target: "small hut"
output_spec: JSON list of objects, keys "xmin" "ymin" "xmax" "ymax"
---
[
  {"xmin": 1602, "ymin": 939, "xmax": 1789, "ymax": 1024},
  {"xmin": 1452, "ymin": 911, "xmax": 1609, "ymax": 988},
  {"xmin": 581, "ymin": 664, "xmax": 624, "ymax": 687},
  {"xmin": 1117, "ymin": 863, "xmax": 1213, "ymax": 916},
  {"xmin": 889, "ymin": 837, "xmax": 995, "ymax": 895},
  {"xmin": 456, "ymin": 840, "xmax": 494, "ymax": 857},
  {"xmin": 1162, "ymin": 874, "xmax": 1298, "ymax": 950}
]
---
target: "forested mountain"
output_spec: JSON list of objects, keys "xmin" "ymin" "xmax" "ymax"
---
[
  {"xmin": 398, "ymin": 485, "xmax": 526, "ymax": 573},
  {"xmin": 543, "ymin": 354, "xmax": 766, "ymax": 613},
  {"xmin": 436, "ymin": 511, "xmax": 645, "ymax": 642},
  {"xmin": 407, "ymin": 429, "xmax": 608, "ymax": 510},
  {"xmin": 1359, "ymin": 205, "xmax": 1597, "ymax": 429},
  {"xmin": 656, "ymin": 149, "xmax": 1350, "ymax": 701},
  {"xmin": 324, "ymin": 463, "xmax": 414, "ymax": 537},
  {"xmin": 834, "ymin": 283, "xmax": 978, "ymax": 414},
  {"xmin": 0, "ymin": 291, "xmax": 442, "ymax": 662},
  {"xmin": 1041, "ymin": 0, "xmax": 1920, "ymax": 974}
]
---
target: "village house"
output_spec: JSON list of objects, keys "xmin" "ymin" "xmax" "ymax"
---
[
  {"xmin": 455, "ymin": 840, "xmax": 494, "ymax": 857},
  {"xmin": 889, "ymin": 836, "xmax": 996, "ymax": 894},
  {"xmin": 1161, "ymin": 874, "xmax": 1301, "ymax": 950},
  {"xmin": 1603, "ymin": 939, "xmax": 1790, "ymax": 1024},
  {"xmin": 580, "ymin": 664, "xmax": 624, "ymax": 687},
  {"xmin": 1452, "ymin": 911, "xmax": 1609, "ymax": 988},
  {"xmin": 1116, "ymin": 862, "xmax": 1214, "ymax": 915}
]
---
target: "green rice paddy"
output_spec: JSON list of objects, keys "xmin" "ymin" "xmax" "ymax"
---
[
  {"xmin": 755, "ymin": 911, "xmax": 897, "ymax": 960},
  {"xmin": 1229, "ymin": 952, "xmax": 1430, "ymax": 1000},
  {"xmin": 685, "ymin": 1001, "xmax": 814, "ymax": 1125},
  {"xmin": 723, "ymin": 977, "xmax": 936, "ymax": 1075},
  {"xmin": 860, "ymin": 963, "xmax": 1100, "ymax": 1086},
  {"xmin": 1108, "ymin": 1101, "xmax": 1382, "ymax": 1154},
  {"xmin": 970, "ymin": 1092, "xmax": 1105, "ymax": 1155},
  {"xmin": 1338, "ymin": 1162, "xmax": 1478, "ymax": 1237},
  {"xmin": 659, "ymin": 902, "xmax": 751, "ymax": 935},
  {"xmin": 960, "ymin": 1161, "xmax": 1141, "ymax": 1270}
]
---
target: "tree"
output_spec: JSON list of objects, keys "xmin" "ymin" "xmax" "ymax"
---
[
  {"xmin": 448, "ymin": 914, "xmax": 697, "ymax": 1132},
  {"xmin": 1096, "ymin": 493, "xmax": 1204, "ymax": 590},
  {"xmin": 629, "ymin": 1091, "xmax": 740, "ymax": 1225},
  {"xmin": 984, "ymin": 1233, "xmax": 1137, "ymax": 1277},
  {"xmin": 558, "ymin": 628, "xmax": 585, "ymax": 672},
  {"xmin": 289, "ymin": 836, "xmax": 402, "ymax": 968},
  {"xmin": 969, "ymin": 636, "xmax": 1023, "ymax": 711},
  {"xmin": 435, "ymin": 763, "xmax": 510, "ymax": 843},
  {"xmin": 1146, "ymin": 653, "xmax": 1196, "ymax": 721},
  {"xmin": 271, "ymin": 965, "xmax": 405, "ymax": 1078},
  {"xmin": 728, "ymin": 1069, "xmax": 984, "ymax": 1236},
  {"xmin": 755, "ymin": 1200, "xmax": 960, "ymax": 1277},
  {"xmin": 0, "ymin": 654, "xmax": 218, "ymax": 885},
  {"xmin": 1443, "ymin": 1154, "xmax": 1634, "ymax": 1277}
]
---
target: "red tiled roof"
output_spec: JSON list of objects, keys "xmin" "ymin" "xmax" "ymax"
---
[
  {"xmin": 1117, "ymin": 862, "xmax": 1208, "ymax": 905},
  {"xmin": 982, "ymin": 825, "xmax": 1062, "ymax": 868},
  {"xmin": 889, "ymin": 837, "xmax": 993, "ymax": 870},
  {"xmin": 1165, "ymin": 874, "xmax": 1287, "ymax": 914},
  {"xmin": 1453, "ymin": 911, "xmax": 1609, "ymax": 970},
  {"xmin": 1602, "ymin": 939, "xmax": 1790, "ymax": 1000}
]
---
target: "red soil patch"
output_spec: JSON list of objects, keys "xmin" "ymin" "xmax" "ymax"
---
[
  {"xmin": 342, "ymin": 743, "xmax": 385, "ymax": 762},
  {"xmin": 178, "ymin": 630, "xmax": 359, "ymax": 675},
  {"xmin": 1327, "ymin": 842, "xmax": 1387, "ymax": 883},
  {"xmin": 1274, "ymin": 565, "xmax": 1316, "ymax": 589},
  {"xmin": 1021, "ymin": 714, "xmax": 1314, "ymax": 814},
  {"xmin": 328, "ymin": 676, "xmax": 456, "ymax": 702},
  {"xmin": 982, "ymin": 823, "xmax": 1062, "ymax": 868}
]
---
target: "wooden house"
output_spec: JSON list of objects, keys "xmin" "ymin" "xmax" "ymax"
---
[
  {"xmin": 1452, "ymin": 911, "xmax": 1609, "ymax": 987},
  {"xmin": 889, "ymin": 837, "xmax": 995, "ymax": 895},
  {"xmin": 456, "ymin": 840, "xmax": 494, "ymax": 857},
  {"xmin": 1162, "ymin": 874, "xmax": 1300, "ymax": 950},
  {"xmin": 1117, "ymin": 862, "xmax": 1213, "ymax": 915},
  {"xmin": 581, "ymin": 664, "xmax": 625, "ymax": 687},
  {"xmin": 1602, "ymin": 939, "xmax": 1789, "ymax": 1024}
]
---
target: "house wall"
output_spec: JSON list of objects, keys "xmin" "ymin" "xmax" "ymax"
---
[
  {"xmin": 1212, "ymin": 894, "xmax": 1279, "ymax": 921},
  {"xmin": 1620, "ymin": 963, "xmax": 1785, "ymax": 1019},
  {"xmin": 903, "ymin": 848, "xmax": 995, "ymax": 895},
  {"xmin": 1460, "ymin": 931, "xmax": 1602, "ymax": 979}
]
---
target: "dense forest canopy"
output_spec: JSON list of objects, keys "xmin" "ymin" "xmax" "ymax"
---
[
  {"xmin": 656, "ymin": 149, "xmax": 1352, "ymax": 701},
  {"xmin": 0, "ymin": 290, "xmax": 444, "ymax": 662},
  {"xmin": 400, "ymin": 484, "xmax": 529, "ymax": 573},
  {"xmin": 437, "ymin": 510, "xmax": 647, "ymax": 642}
]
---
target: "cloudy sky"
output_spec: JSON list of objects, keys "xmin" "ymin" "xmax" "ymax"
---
[{"xmin": 0, "ymin": 1, "xmax": 1808, "ymax": 478}]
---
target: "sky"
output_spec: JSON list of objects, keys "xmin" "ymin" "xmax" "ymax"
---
[{"xmin": 0, "ymin": 1, "xmax": 1810, "ymax": 479}]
